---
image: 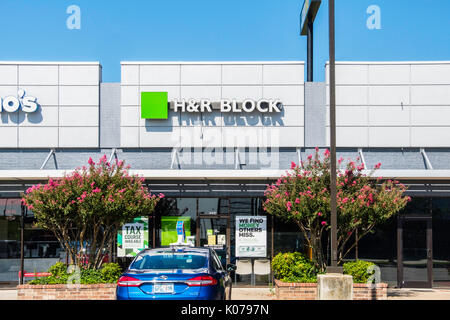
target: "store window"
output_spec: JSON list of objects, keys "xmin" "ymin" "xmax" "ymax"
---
[
  {"xmin": 154, "ymin": 198, "xmax": 197, "ymax": 246},
  {"xmin": 431, "ymin": 198, "xmax": 450, "ymax": 287},
  {"xmin": 0, "ymin": 199, "xmax": 62, "ymax": 285}
]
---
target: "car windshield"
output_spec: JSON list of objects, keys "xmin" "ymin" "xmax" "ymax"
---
[{"xmin": 130, "ymin": 251, "xmax": 208, "ymax": 270}]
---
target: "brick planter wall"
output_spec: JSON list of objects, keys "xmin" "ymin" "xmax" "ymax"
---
[
  {"xmin": 17, "ymin": 284, "xmax": 116, "ymax": 300},
  {"xmin": 275, "ymin": 280, "xmax": 317, "ymax": 300},
  {"xmin": 274, "ymin": 280, "xmax": 388, "ymax": 300},
  {"xmin": 353, "ymin": 283, "xmax": 388, "ymax": 300}
]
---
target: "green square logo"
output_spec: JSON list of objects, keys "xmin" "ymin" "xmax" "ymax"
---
[{"xmin": 141, "ymin": 92, "xmax": 168, "ymax": 119}]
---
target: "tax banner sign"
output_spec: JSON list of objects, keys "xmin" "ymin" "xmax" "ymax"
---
[
  {"xmin": 117, "ymin": 216, "xmax": 149, "ymax": 257},
  {"xmin": 235, "ymin": 216, "xmax": 267, "ymax": 257}
]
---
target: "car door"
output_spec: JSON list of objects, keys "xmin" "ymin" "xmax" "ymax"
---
[{"xmin": 211, "ymin": 250, "xmax": 231, "ymax": 299}]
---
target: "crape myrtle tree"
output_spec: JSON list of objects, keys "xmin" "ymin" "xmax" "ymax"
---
[
  {"xmin": 22, "ymin": 156, "xmax": 163, "ymax": 269},
  {"xmin": 263, "ymin": 148, "xmax": 410, "ymax": 272}
]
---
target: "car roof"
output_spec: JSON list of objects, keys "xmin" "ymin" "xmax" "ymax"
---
[{"xmin": 141, "ymin": 246, "xmax": 211, "ymax": 254}]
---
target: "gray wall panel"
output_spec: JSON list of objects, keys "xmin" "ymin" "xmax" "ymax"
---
[{"xmin": 100, "ymin": 83, "xmax": 120, "ymax": 148}]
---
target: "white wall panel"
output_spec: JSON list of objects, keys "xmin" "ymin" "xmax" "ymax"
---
[
  {"xmin": 326, "ymin": 126, "xmax": 368, "ymax": 147},
  {"xmin": 368, "ymin": 65, "xmax": 410, "ymax": 85},
  {"xmin": 140, "ymin": 65, "xmax": 180, "ymax": 85},
  {"xmin": 121, "ymin": 106, "xmax": 140, "ymax": 127},
  {"xmin": 59, "ymin": 107, "xmax": 99, "ymax": 126},
  {"xmin": 59, "ymin": 86, "xmax": 99, "ymax": 106},
  {"xmin": 222, "ymin": 127, "xmax": 262, "ymax": 148},
  {"xmin": 139, "ymin": 126, "xmax": 180, "ymax": 148},
  {"xmin": 181, "ymin": 65, "xmax": 221, "ymax": 85},
  {"xmin": 335, "ymin": 65, "xmax": 368, "ymax": 85},
  {"xmin": 222, "ymin": 86, "xmax": 263, "ymax": 101},
  {"xmin": 121, "ymin": 65, "xmax": 139, "ymax": 85},
  {"xmin": 121, "ymin": 86, "xmax": 139, "ymax": 106},
  {"xmin": 261, "ymin": 127, "xmax": 304, "ymax": 147},
  {"xmin": 59, "ymin": 66, "xmax": 99, "ymax": 85},
  {"xmin": 411, "ymin": 106, "xmax": 450, "ymax": 125},
  {"xmin": 20, "ymin": 86, "xmax": 58, "ymax": 106},
  {"xmin": 263, "ymin": 85, "xmax": 303, "ymax": 105},
  {"xmin": 0, "ymin": 86, "xmax": 18, "ymax": 97},
  {"xmin": 0, "ymin": 65, "xmax": 17, "ymax": 85},
  {"xmin": 180, "ymin": 86, "xmax": 221, "ymax": 101},
  {"xmin": 326, "ymin": 106, "xmax": 368, "ymax": 126},
  {"xmin": 19, "ymin": 127, "xmax": 58, "ymax": 148},
  {"xmin": 411, "ymin": 85, "xmax": 450, "ymax": 105},
  {"xmin": 369, "ymin": 127, "xmax": 410, "ymax": 147},
  {"xmin": 335, "ymin": 86, "xmax": 367, "ymax": 105},
  {"xmin": 18, "ymin": 107, "xmax": 58, "ymax": 127},
  {"xmin": 223, "ymin": 65, "xmax": 262, "ymax": 85},
  {"xmin": 368, "ymin": 86, "xmax": 410, "ymax": 105},
  {"xmin": 368, "ymin": 106, "xmax": 410, "ymax": 126},
  {"xmin": 59, "ymin": 127, "xmax": 98, "ymax": 148},
  {"xmin": 411, "ymin": 127, "xmax": 450, "ymax": 147},
  {"xmin": 0, "ymin": 127, "xmax": 18, "ymax": 147},
  {"xmin": 263, "ymin": 64, "xmax": 304, "ymax": 85},
  {"xmin": 121, "ymin": 127, "xmax": 139, "ymax": 148},
  {"xmin": 19, "ymin": 66, "xmax": 58, "ymax": 85},
  {"xmin": 411, "ymin": 64, "xmax": 450, "ymax": 84}
]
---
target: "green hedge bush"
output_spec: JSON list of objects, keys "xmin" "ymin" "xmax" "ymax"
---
[
  {"xmin": 342, "ymin": 260, "xmax": 375, "ymax": 283},
  {"xmin": 28, "ymin": 262, "xmax": 122, "ymax": 285},
  {"xmin": 271, "ymin": 252, "xmax": 317, "ymax": 283},
  {"xmin": 271, "ymin": 253, "xmax": 376, "ymax": 284}
]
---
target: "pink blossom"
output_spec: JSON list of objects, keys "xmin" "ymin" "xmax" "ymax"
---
[
  {"xmin": 99, "ymin": 155, "xmax": 108, "ymax": 164},
  {"xmin": 321, "ymin": 221, "xmax": 327, "ymax": 226},
  {"xmin": 286, "ymin": 201, "xmax": 292, "ymax": 211},
  {"xmin": 317, "ymin": 212, "xmax": 322, "ymax": 216},
  {"xmin": 88, "ymin": 157, "xmax": 95, "ymax": 166},
  {"xmin": 290, "ymin": 162, "xmax": 296, "ymax": 169},
  {"xmin": 158, "ymin": 193, "xmax": 165, "ymax": 199},
  {"xmin": 295, "ymin": 198, "xmax": 300, "ymax": 204}
]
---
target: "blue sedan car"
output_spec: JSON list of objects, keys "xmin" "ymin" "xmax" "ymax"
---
[{"xmin": 116, "ymin": 246, "xmax": 234, "ymax": 300}]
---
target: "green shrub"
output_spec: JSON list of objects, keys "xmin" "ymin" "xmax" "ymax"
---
[
  {"xmin": 100, "ymin": 263, "xmax": 123, "ymax": 283},
  {"xmin": 28, "ymin": 262, "xmax": 122, "ymax": 285},
  {"xmin": 343, "ymin": 260, "xmax": 375, "ymax": 283},
  {"xmin": 47, "ymin": 262, "xmax": 67, "ymax": 278},
  {"xmin": 271, "ymin": 252, "xmax": 317, "ymax": 283}
]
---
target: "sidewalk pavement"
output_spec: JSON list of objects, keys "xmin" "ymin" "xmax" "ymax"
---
[{"xmin": 1, "ymin": 287, "xmax": 449, "ymax": 300}]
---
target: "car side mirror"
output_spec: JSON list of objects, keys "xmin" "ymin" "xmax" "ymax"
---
[{"xmin": 226, "ymin": 264, "xmax": 237, "ymax": 272}]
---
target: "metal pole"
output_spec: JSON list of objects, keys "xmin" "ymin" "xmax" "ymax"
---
[
  {"xmin": 307, "ymin": 20, "xmax": 314, "ymax": 82},
  {"xmin": 19, "ymin": 205, "xmax": 25, "ymax": 285},
  {"xmin": 328, "ymin": 0, "xmax": 340, "ymax": 273}
]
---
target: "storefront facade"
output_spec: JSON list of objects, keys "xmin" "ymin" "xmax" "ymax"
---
[{"xmin": 0, "ymin": 61, "xmax": 449, "ymax": 287}]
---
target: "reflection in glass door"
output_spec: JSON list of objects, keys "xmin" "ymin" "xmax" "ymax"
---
[
  {"xmin": 398, "ymin": 216, "xmax": 432, "ymax": 288},
  {"xmin": 197, "ymin": 217, "xmax": 230, "ymax": 268}
]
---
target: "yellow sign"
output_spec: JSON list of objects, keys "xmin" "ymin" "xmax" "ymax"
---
[{"xmin": 208, "ymin": 235, "xmax": 216, "ymax": 245}]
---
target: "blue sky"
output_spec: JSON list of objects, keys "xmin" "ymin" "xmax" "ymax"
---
[{"xmin": 0, "ymin": 0, "xmax": 449, "ymax": 82}]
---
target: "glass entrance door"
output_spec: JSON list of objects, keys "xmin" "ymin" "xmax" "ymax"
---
[
  {"xmin": 398, "ymin": 216, "xmax": 432, "ymax": 288},
  {"xmin": 197, "ymin": 217, "xmax": 230, "ymax": 268}
]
